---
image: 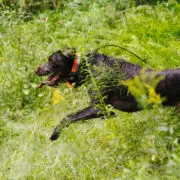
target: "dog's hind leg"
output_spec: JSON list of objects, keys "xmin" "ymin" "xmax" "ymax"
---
[{"xmin": 50, "ymin": 106, "xmax": 102, "ymax": 141}]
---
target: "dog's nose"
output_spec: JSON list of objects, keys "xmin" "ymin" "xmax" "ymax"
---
[{"xmin": 35, "ymin": 68, "xmax": 40, "ymax": 75}]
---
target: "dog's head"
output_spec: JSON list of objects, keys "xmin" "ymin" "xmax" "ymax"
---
[{"xmin": 35, "ymin": 50, "xmax": 76, "ymax": 87}]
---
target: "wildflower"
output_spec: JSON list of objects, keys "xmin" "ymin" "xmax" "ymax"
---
[
  {"xmin": 52, "ymin": 89, "xmax": 64, "ymax": 105},
  {"xmin": 146, "ymin": 85, "xmax": 161, "ymax": 104}
]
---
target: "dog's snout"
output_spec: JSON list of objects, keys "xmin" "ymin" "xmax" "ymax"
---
[
  {"xmin": 35, "ymin": 64, "xmax": 53, "ymax": 76},
  {"xmin": 35, "ymin": 67, "xmax": 40, "ymax": 75}
]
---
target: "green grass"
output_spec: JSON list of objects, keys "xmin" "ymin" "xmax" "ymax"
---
[{"xmin": 0, "ymin": 1, "xmax": 180, "ymax": 179}]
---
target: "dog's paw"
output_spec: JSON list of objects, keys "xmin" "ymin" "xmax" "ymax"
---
[
  {"xmin": 50, "ymin": 132, "xmax": 59, "ymax": 141},
  {"xmin": 50, "ymin": 125, "xmax": 61, "ymax": 141}
]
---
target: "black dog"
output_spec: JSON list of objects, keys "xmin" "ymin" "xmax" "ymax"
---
[{"xmin": 35, "ymin": 49, "xmax": 180, "ymax": 140}]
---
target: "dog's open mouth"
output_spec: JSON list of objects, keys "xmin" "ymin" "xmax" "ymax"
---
[{"xmin": 37, "ymin": 73, "xmax": 61, "ymax": 88}]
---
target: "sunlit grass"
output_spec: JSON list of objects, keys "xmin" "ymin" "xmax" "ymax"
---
[{"xmin": 0, "ymin": 1, "xmax": 179, "ymax": 179}]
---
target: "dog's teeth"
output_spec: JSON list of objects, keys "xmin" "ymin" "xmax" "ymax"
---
[
  {"xmin": 37, "ymin": 84, "xmax": 42, "ymax": 88},
  {"xmin": 36, "ymin": 81, "xmax": 50, "ymax": 88},
  {"xmin": 37, "ymin": 83, "xmax": 45, "ymax": 88}
]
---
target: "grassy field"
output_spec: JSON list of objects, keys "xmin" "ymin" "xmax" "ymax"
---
[{"xmin": 0, "ymin": 0, "xmax": 180, "ymax": 179}]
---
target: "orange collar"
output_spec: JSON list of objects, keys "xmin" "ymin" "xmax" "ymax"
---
[{"xmin": 68, "ymin": 53, "xmax": 80, "ymax": 88}]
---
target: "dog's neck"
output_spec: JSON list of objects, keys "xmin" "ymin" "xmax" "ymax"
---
[
  {"xmin": 67, "ymin": 53, "xmax": 112, "ymax": 87},
  {"xmin": 67, "ymin": 53, "xmax": 89, "ymax": 87}
]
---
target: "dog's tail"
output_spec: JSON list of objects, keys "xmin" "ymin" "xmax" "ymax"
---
[{"xmin": 94, "ymin": 44, "xmax": 147, "ymax": 64}]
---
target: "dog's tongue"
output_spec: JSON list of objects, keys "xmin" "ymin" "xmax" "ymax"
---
[{"xmin": 37, "ymin": 73, "xmax": 61, "ymax": 88}]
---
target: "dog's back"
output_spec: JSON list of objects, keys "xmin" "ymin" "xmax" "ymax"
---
[
  {"xmin": 88, "ymin": 53, "xmax": 142, "ymax": 79},
  {"xmin": 89, "ymin": 53, "xmax": 180, "ymax": 106},
  {"xmin": 156, "ymin": 68, "xmax": 180, "ymax": 105}
]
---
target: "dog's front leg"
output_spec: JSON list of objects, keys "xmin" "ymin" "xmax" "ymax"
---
[{"xmin": 50, "ymin": 106, "xmax": 102, "ymax": 141}]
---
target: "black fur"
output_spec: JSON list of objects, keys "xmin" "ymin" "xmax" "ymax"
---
[{"xmin": 35, "ymin": 50, "xmax": 180, "ymax": 140}]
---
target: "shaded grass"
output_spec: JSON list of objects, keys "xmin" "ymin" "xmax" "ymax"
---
[{"xmin": 0, "ymin": 1, "xmax": 180, "ymax": 179}]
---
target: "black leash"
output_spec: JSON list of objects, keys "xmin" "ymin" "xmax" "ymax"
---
[{"xmin": 94, "ymin": 44, "xmax": 147, "ymax": 64}]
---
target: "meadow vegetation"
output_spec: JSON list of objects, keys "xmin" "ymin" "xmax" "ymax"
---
[{"xmin": 0, "ymin": 0, "xmax": 180, "ymax": 179}]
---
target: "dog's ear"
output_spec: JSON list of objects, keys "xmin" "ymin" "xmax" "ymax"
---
[
  {"xmin": 56, "ymin": 50, "xmax": 73, "ymax": 58},
  {"xmin": 49, "ymin": 50, "xmax": 63, "ymax": 57},
  {"xmin": 55, "ymin": 50, "xmax": 65, "ymax": 57},
  {"xmin": 48, "ymin": 50, "xmax": 65, "ymax": 63},
  {"xmin": 63, "ymin": 48, "xmax": 76, "ymax": 58},
  {"xmin": 57, "ymin": 50, "xmax": 63, "ymax": 54}
]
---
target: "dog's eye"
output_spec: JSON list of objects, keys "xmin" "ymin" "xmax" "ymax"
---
[
  {"xmin": 48, "ymin": 61, "xmax": 56, "ymax": 67},
  {"xmin": 48, "ymin": 58, "xmax": 53, "ymax": 63}
]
